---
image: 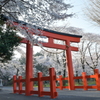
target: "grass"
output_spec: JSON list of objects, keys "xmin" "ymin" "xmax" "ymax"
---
[
  {"xmin": 87, "ymin": 80, "xmax": 96, "ymax": 85},
  {"xmin": 33, "ymin": 80, "xmax": 96, "ymax": 87},
  {"xmin": 7, "ymin": 79, "xmax": 96, "ymax": 87},
  {"xmin": 33, "ymin": 83, "xmax": 50, "ymax": 87},
  {"xmin": 75, "ymin": 80, "xmax": 96, "ymax": 86}
]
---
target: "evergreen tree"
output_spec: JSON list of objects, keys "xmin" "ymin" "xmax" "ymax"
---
[{"xmin": 0, "ymin": 17, "xmax": 21, "ymax": 62}]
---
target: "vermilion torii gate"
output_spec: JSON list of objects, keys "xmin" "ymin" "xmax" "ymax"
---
[
  {"xmin": 20, "ymin": 27, "xmax": 82, "ymax": 93},
  {"xmin": 2, "ymin": 15, "xmax": 82, "ymax": 95}
]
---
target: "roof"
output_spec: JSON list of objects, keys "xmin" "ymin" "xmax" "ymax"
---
[
  {"xmin": 1, "ymin": 15, "xmax": 82, "ymax": 38},
  {"xmin": 42, "ymin": 28, "xmax": 82, "ymax": 38}
]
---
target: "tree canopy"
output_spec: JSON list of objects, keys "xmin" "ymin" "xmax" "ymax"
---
[
  {"xmin": 0, "ymin": 0, "xmax": 73, "ymax": 62},
  {"xmin": 0, "ymin": 0, "xmax": 73, "ymax": 27}
]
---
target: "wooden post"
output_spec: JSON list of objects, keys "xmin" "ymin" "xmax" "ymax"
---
[
  {"xmin": 38, "ymin": 72, "xmax": 43, "ymax": 97},
  {"xmin": 82, "ymin": 72, "xmax": 88, "ymax": 90},
  {"xmin": 50, "ymin": 68, "xmax": 58, "ymax": 99},
  {"xmin": 59, "ymin": 75, "xmax": 63, "ymax": 90},
  {"xmin": 19, "ymin": 76, "xmax": 22, "ymax": 94},
  {"xmin": 13, "ymin": 75, "xmax": 17, "ymax": 93},
  {"xmin": 66, "ymin": 40, "xmax": 75, "ymax": 90},
  {"xmin": 94, "ymin": 69, "xmax": 100, "ymax": 90},
  {"xmin": 25, "ymin": 41, "xmax": 33, "ymax": 96}
]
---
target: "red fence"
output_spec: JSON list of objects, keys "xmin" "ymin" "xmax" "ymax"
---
[
  {"xmin": 13, "ymin": 68, "xmax": 58, "ymax": 99},
  {"xmin": 56, "ymin": 69, "xmax": 100, "ymax": 90},
  {"xmin": 56, "ymin": 75, "xmax": 69, "ymax": 90}
]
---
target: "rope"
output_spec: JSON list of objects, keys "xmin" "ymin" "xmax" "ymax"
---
[{"xmin": 37, "ymin": 43, "xmax": 70, "ymax": 54}]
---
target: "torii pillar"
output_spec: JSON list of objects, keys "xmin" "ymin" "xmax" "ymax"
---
[
  {"xmin": 66, "ymin": 40, "xmax": 75, "ymax": 90},
  {"xmin": 25, "ymin": 41, "xmax": 33, "ymax": 96}
]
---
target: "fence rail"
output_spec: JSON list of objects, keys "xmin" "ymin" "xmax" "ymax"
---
[
  {"xmin": 56, "ymin": 69, "xmax": 100, "ymax": 91},
  {"xmin": 13, "ymin": 68, "xmax": 58, "ymax": 99}
]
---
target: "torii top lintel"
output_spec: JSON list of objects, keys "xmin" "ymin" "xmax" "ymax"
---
[{"xmin": 2, "ymin": 15, "xmax": 82, "ymax": 51}]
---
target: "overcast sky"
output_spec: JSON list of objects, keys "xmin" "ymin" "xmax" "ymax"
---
[
  {"xmin": 55, "ymin": 0, "xmax": 100, "ymax": 34},
  {"xmin": 67, "ymin": 0, "xmax": 100, "ymax": 34}
]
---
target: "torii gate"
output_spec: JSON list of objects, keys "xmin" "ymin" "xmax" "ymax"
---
[
  {"xmin": 2, "ymin": 15, "xmax": 82, "ymax": 95},
  {"xmin": 20, "ymin": 27, "xmax": 82, "ymax": 93}
]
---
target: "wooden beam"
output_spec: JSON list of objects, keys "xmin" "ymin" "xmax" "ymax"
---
[
  {"xmin": 41, "ymin": 43, "xmax": 79, "ymax": 51},
  {"xmin": 42, "ymin": 42, "xmax": 66, "ymax": 50},
  {"xmin": 21, "ymin": 38, "xmax": 28, "ymax": 43},
  {"xmin": 13, "ymin": 22, "xmax": 81, "ymax": 43},
  {"xmin": 40, "ymin": 30, "xmax": 81, "ymax": 43},
  {"xmin": 71, "ymin": 47, "xmax": 78, "ymax": 51},
  {"xmin": 21, "ymin": 38, "xmax": 79, "ymax": 51}
]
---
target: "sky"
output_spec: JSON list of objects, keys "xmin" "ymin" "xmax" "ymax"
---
[
  {"xmin": 66, "ymin": 0, "xmax": 100, "ymax": 34},
  {"xmin": 56, "ymin": 0, "xmax": 100, "ymax": 34}
]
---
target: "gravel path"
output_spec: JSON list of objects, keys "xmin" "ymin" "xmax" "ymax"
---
[{"xmin": 0, "ymin": 87, "xmax": 100, "ymax": 100}]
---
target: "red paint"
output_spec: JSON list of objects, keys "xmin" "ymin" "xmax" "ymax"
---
[
  {"xmin": 25, "ymin": 41, "xmax": 33, "ymax": 96},
  {"xmin": 19, "ymin": 76, "xmax": 23, "ymax": 94},
  {"xmin": 38, "ymin": 72, "xmax": 43, "ymax": 97},
  {"xmin": 12, "ymin": 68, "xmax": 57, "ymax": 99},
  {"xmin": 49, "ymin": 68, "xmax": 58, "ymax": 98},
  {"xmin": 13, "ymin": 75, "xmax": 17, "ymax": 93},
  {"xmin": 66, "ymin": 40, "xmax": 75, "ymax": 90},
  {"xmin": 82, "ymin": 72, "xmax": 88, "ymax": 90},
  {"xmin": 56, "ymin": 69, "xmax": 100, "ymax": 91},
  {"xmin": 94, "ymin": 69, "xmax": 100, "ymax": 90}
]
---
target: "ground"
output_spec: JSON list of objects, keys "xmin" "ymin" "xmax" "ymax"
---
[{"xmin": 0, "ymin": 87, "xmax": 100, "ymax": 100}]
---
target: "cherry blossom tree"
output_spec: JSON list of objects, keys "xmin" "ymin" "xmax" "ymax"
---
[
  {"xmin": 0, "ymin": 58, "xmax": 26, "ymax": 85},
  {"xmin": 66, "ymin": 27, "xmax": 100, "ymax": 74},
  {"xmin": 85, "ymin": 0, "xmax": 100, "ymax": 26},
  {"xmin": 0, "ymin": 0, "xmax": 73, "ymax": 26},
  {"xmin": 0, "ymin": 0, "xmax": 73, "ymax": 40},
  {"xmin": 0, "ymin": 0, "xmax": 73, "ymax": 62},
  {"xmin": 52, "ymin": 26, "xmax": 100, "ymax": 75}
]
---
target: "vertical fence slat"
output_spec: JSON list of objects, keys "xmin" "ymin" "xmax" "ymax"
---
[
  {"xmin": 94, "ymin": 69, "xmax": 100, "ymax": 90},
  {"xmin": 19, "ymin": 76, "xmax": 22, "ymax": 94},
  {"xmin": 38, "ymin": 72, "xmax": 43, "ymax": 97},
  {"xmin": 59, "ymin": 75, "xmax": 63, "ymax": 90},
  {"xmin": 82, "ymin": 72, "xmax": 88, "ymax": 90},
  {"xmin": 50, "ymin": 68, "xmax": 58, "ymax": 99},
  {"xmin": 13, "ymin": 75, "xmax": 17, "ymax": 93}
]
